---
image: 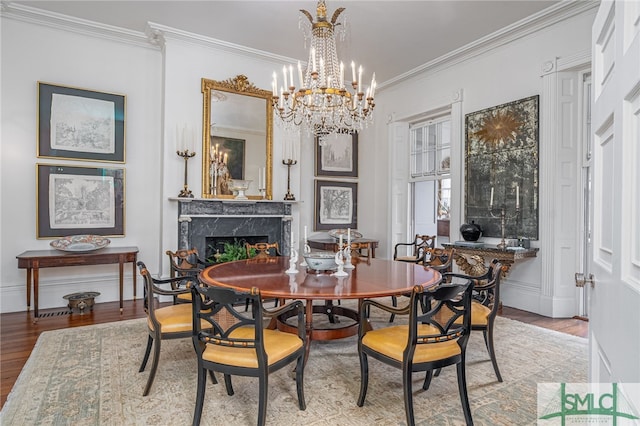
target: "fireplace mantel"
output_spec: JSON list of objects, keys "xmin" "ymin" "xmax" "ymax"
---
[{"xmin": 169, "ymin": 198, "xmax": 295, "ymax": 259}]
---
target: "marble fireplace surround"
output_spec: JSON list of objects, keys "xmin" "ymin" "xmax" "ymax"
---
[{"xmin": 171, "ymin": 198, "xmax": 293, "ymax": 262}]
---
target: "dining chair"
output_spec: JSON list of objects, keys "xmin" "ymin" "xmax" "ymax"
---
[
  {"xmin": 190, "ymin": 284, "xmax": 306, "ymax": 426},
  {"xmin": 389, "ymin": 246, "xmax": 456, "ymax": 322},
  {"xmin": 442, "ymin": 258, "xmax": 504, "ymax": 382},
  {"xmin": 348, "ymin": 241, "xmax": 372, "ymax": 262},
  {"xmin": 357, "ymin": 280, "xmax": 475, "ymax": 426},
  {"xmin": 245, "ymin": 242, "xmax": 280, "ymax": 259},
  {"xmin": 165, "ymin": 248, "xmax": 212, "ymax": 304},
  {"xmin": 393, "ymin": 234, "xmax": 436, "ymax": 263},
  {"xmin": 136, "ymin": 261, "xmax": 215, "ymax": 396}
]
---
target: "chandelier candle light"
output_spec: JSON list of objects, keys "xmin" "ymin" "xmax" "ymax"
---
[{"xmin": 271, "ymin": 0, "xmax": 376, "ymax": 135}]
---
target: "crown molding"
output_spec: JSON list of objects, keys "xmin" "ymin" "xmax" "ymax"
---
[
  {"xmin": 0, "ymin": 2, "xmax": 153, "ymax": 49},
  {"xmin": 144, "ymin": 22, "xmax": 297, "ymax": 65},
  {"xmin": 380, "ymin": 0, "xmax": 599, "ymax": 90}
]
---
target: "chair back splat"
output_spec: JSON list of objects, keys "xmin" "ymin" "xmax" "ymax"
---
[
  {"xmin": 357, "ymin": 280, "xmax": 474, "ymax": 425},
  {"xmin": 393, "ymin": 234, "xmax": 436, "ymax": 263},
  {"xmin": 165, "ymin": 248, "xmax": 212, "ymax": 304},
  {"xmin": 190, "ymin": 284, "xmax": 306, "ymax": 426},
  {"xmin": 245, "ymin": 242, "xmax": 280, "ymax": 259}
]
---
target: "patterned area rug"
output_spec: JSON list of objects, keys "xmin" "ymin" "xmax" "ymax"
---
[{"xmin": 1, "ymin": 302, "xmax": 587, "ymax": 425}]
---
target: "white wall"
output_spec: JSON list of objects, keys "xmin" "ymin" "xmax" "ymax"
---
[
  {"xmin": 367, "ymin": 6, "xmax": 597, "ymax": 316},
  {"xmin": 0, "ymin": 3, "xmax": 597, "ymax": 317},
  {"xmin": 1, "ymin": 15, "xmax": 162, "ymax": 312}
]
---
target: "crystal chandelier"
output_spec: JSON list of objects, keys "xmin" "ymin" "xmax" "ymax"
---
[{"xmin": 271, "ymin": 0, "xmax": 376, "ymax": 136}]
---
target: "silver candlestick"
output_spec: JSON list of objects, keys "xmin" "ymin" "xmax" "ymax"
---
[{"xmin": 488, "ymin": 205, "xmax": 520, "ymax": 250}]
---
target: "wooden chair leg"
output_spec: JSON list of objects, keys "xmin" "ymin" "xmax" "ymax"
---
[
  {"xmin": 295, "ymin": 354, "xmax": 306, "ymax": 410},
  {"xmin": 143, "ymin": 334, "xmax": 161, "ymax": 396},
  {"xmin": 257, "ymin": 374, "xmax": 268, "ymax": 426},
  {"xmin": 456, "ymin": 360, "xmax": 474, "ymax": 426},
  {"xmin": 208, "ymin": 369, "xmax": 218, "ymax": 385},
  {"xmin": 192, "ymin": 364, "xmax": 207, "ymax": 426},
  {"xmin": 223, "ymin": 374, "xmax": 234, "ymax": 396},
  {"xmin": 356, "ymin": 351, "xmax": 369, "ymax": 407},
  {"xmin": 484, "ymin": 326, "xmax": 503, "ymax": 382},
  {"xmin": 402, "ymin": 365, "xmax": 416, "ymax": 426},
  {"xmin": 422, "ymin": 369, "xmax": 434, "ymax": 390},
  {"xmin": 139, "ymin": 334, "xmax": 152, "ymax": 372},
  {"xmin": 389, "ymin": 295, "xmax": 398, "ymax": 322}
]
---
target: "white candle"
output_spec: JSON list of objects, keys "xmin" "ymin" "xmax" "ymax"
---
[
  {"xmin": 297, "ymin": 61, "xmax": 304, "ymax": 88},
  {"xmin": 339, "ymin": 234, "xmax": 343, "ymax": 248},
  {"xmin": 516, "ymin": 185, "xmax": 520, "ymax": 209},
  {"xmin": 490, "ymin": 187, "xmax": 494, "ymax": 207},
  {"xmin": 304, "ymin": 225, "xmax": 308, "ymax": 242},
  {"xmin": 272, "ymin": 72, "xmax": 277, "ymax": 96},
  {"xmin": 358, "ymin": 66, "xmax": 363, "ymax": 87},
  {"xmin": 347, "ymin": 228, "xmax": 351, "ymax": 246},
  {"xmin": 258, "ymin": 167, "xmax": 262, "ymax": 189},
  {"xmin": 282, "ymin": 66, "xmax": 288, "ymax": 90},
  {"xmin": 351, "ymin": 61, "xmax": 356, "ymax": 82},
  {"xmin": 262, "ymin": 167, "xmax": 266, "ymax": 189},
  {"xmin": 288, "ymin": 65, "xmax": 294, "ymax": 89}
]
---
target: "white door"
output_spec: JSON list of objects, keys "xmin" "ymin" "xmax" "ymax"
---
[{"xmin": 590, "ymin": 0, "xmax": 640, "ymax": 395}]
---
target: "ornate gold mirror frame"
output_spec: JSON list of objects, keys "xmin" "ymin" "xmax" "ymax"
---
[{"xmin": 201, "ymin": 75, "xmax": 273, "ymax": 199}]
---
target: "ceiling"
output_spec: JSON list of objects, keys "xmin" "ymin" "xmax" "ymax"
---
[{"xmin": 11, "ymin": 0, "xmax": 561, "ymax": 84}]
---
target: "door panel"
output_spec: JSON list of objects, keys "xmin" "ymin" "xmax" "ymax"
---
[{"xmin": 590, "ymin": 0, "xmax": 640, "ymax": 394}]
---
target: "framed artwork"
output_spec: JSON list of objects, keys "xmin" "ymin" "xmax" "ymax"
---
[
  {"xmin": 464, "ymin": 95, "xmax": 539, "ymax": 239},
  {"xmin": 211, "ymin": 136, "xmax": 246, "ymax": 180},
  {"xmin": 37, "ymin": 82, "xmax": 126, "ymax": 163},
  {"xmin": 37, "ymin": 164, "xmax": 125, "ymax": 238},
  {"xmin": 315, "ymin": 132, "xmax": 358, "ymax": 177},
  {"xmin": 314, "ymin": 180, "xmax": 358, "ymax": 231}
]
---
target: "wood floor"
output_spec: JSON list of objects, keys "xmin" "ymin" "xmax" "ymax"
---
[{"xmin": 0, "ymin": 300, "xmax": 588, "ymax": 410}]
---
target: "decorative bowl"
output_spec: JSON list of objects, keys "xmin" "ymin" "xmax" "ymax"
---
[
  {"xmin": 228, "ymin": 179, "xmax": 252, "ymax": 200},
  {"xmin": 303, "ymin": 251, "xmax": 338, "ymax": 272},
  {"xmin": 50, "ymin": 235, "xmax": 111, "ymax": 252},
  {"xmin": 63, "ymin": 291, "xmax": 100, "ymax": 313},
  {"xmin": 328, "ymin": 228, "xmax": 363, "ymax": 241}
]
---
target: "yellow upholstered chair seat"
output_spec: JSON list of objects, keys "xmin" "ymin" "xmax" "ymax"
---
[
  {"xmin": 395, "ymin": 255, "xmax": 420, "ymax": 262},
  {"xmin": 202, "ymin": 327, "xmax": 304, "ymax": 368},
  {"xmin": 362, "ymin": 324, "xmax": 461, "ymax": 363},
  {"xmin": 148, "ymin": 303, "xmax": 209, "ymax": 333},
  {"xmin": 442, "ymin": 300, "xmax": 491, "ymax": 326}
]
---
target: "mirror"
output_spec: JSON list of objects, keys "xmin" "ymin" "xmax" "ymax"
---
[{"xmin": 201, "ymin": 75, "xmax": 273, "ymax": 199}]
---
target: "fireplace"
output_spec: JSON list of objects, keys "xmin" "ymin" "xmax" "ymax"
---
[
  {"xmin": 172, "ymin": 199, "xmax": 293, "ymax": 260},
  {"xmin": 205, "ymin": 235, "xmax": 268, "ymax": 262}
]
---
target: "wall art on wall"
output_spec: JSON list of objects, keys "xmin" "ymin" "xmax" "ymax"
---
[
  {"xmin": 314, "ymin": 180, "xmax": 358, "ymax": 231},
  {"xmin": 315, "ymin": 132, "xmax": 358, "ymax": 177},
  {"xmin": 37, "ymin": 164, "xmax": 125, "ymax": 238},
  {"xmin": 464, "ymin": 95, "xmax": 539, "ymax": 239},
  {"xmin": 37, "ymin": 82, "xmax": 126, "ymax": 163}
]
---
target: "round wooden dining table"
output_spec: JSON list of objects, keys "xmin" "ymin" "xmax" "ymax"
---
[{"xmin": 199, "ymin": 256, "xmax": 441, "ymax": 354}]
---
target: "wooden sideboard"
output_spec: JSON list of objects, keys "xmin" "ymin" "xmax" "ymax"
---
[{"xmin": 442, "ymin": 243, "xmax": 538, "ymax": 277}]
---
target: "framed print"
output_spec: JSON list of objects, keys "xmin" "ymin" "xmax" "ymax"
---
[
  {"xmin": 37, "ymin": 164, "xmax": 125, "ymax": 238},
  {"xmin": 37, "ymin": 82, "xmax": 126, "ymax": 163},
  {"xmin": 315, "ymin": 132, "xmax": 358, "ymax": 177},
  {"xmin": 314, "ymin": 180, "xmax": 358, "ymax": 231},
  {"xmin": 464, "ymin": 95, "xmax": 539, "ymax": 239}
]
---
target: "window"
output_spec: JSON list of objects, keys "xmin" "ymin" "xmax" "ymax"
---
[{"xmin": 410, "ymin": 117, "xmax": 451, "ymax": 223}]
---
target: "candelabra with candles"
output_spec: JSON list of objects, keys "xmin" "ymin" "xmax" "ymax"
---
[
  {"xmin": 177, "ymin": 149, "xmax": 196, "ymax": 198},
  {"xmin": 209, "ymin": 144, "xmax": 228, "ymax": 197},
  {"xmin": 488, "ymin": 186, "xmax": 520, "ymax": 250},
  {"xmin": 283, "ymin": 159, "xmax": 297, "ymax": 201}
]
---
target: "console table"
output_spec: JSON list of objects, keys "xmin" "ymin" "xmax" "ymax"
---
[
  {"xmin": 442, "ymin": 243, "xmax": 538, "ymax": 277},
  {"xmin": 16, "ymin": 246, "xmax": 139, "ymax": 322},
  {"xmin": 307, "ymin": 237, "xmax": 379, "ymax": 258}
]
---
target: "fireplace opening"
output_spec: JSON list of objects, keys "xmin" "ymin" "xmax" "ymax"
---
[{"xmin": 205, "ymin": 235, "xmax": 268, "ymax": 263}]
